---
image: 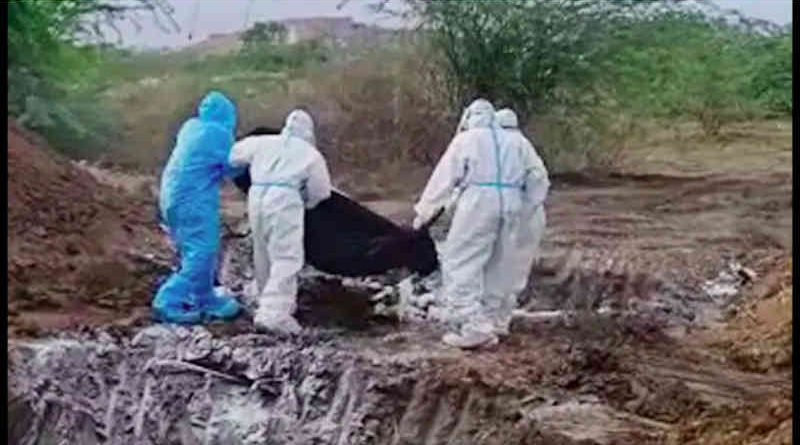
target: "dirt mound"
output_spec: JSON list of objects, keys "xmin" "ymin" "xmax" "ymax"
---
[
  {"xmin": 666, "ymin": 256, "xmax": 793, "ymax": 445},
  {"xmin": 670, "ymin": 397, "xmax": 791, "ymax": 445},
  {"xmin": 7, "ymin": 120, "xmax": 169, "ymax": 337},
  {"xmin": 714, "ymin": 258, "xmax": 792, "ymax": 374}
]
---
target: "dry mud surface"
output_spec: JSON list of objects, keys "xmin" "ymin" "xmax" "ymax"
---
[
  {"xmin": 7, "ymin": 121, "xmax": 792, "ymax": 444},
  {"xmin": 7, "ymin": 120, "xmax": 169, "ymax": 337}
]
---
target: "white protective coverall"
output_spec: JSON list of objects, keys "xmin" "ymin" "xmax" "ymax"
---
[
  {"xmin": 425, "ymin": 106, "xmax": 471, "ymax": 247},
  {"xmin": 229, "ymin": 110, "xmax": 332, "ymax": 334},
  {"xmin": 495, "ymin": 108, "xmax": 549, "ymax": 331},
  {"xmin": 413, "ymin": 100, "xmax": 548, "ymax": 348}
]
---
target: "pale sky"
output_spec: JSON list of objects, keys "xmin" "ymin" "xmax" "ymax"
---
[{"xmin": 117, "ymin": 0, "xmax": 793, "ymax": 49}]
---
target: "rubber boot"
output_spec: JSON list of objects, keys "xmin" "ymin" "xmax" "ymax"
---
[
  {"xmin": 442, "ymin": 317, "xmax": 498, "ymax": 349},
  {"xmin": 152, "ymin": 275, "xmax": 204, "ymax": 324},
  {"xmin": 198, "ymin": 288, "xmax": 241, "ymax": 321},
  {"xmin": 253, "ymin": 306, "xmax": 301, "ymax": 335},
  {"xmin": 442, "ymin": 328, "xmax": 499, "ymax": 349}
]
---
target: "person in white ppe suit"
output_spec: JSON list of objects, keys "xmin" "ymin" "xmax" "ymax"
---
[
  {"xmin": 424, "ymin": 106, "xmax": 472, "ymax": 248},
  {"xmin": 413, "ymin": 99, "xmax": 549, "ymax": 349},
  {"xmin": 494, "ymin": 108, "xmax": 549, "ymax": 335},
  {"xmin": 229, "ymin": 109, "xmax": 332, "ymax": 334}
]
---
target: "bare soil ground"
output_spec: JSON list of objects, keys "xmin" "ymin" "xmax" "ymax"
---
[
  {"xmin": 7, "ymin": 120, "xmax": 169, "ymax": 337},
  {"xmin": 7, "ymin": 119, "xmax": 792, "ymax": 444}
]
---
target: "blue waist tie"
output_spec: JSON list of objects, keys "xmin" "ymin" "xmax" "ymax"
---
[
  {"xmin": 470, "ymin": 181, "xmax": 523, "ymax": 189},
  {"xmin": 251, "ymin": 181, "xmax": 297, "ymax": 189}
]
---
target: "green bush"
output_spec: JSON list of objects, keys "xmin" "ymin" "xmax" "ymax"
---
[
  {"xmin": 8, "ymin": 0, "xmax": 172, "ymax": 158},
  {"xmin": 238, "ymin": 39, "xmax": 328, "ymax": 72},
  {"xmin": 413, "ymin": 0, "xmax": 636, "ymax": 119},
  {"xmin": 241, "ymin": 21, "xmax": 289, "ymax": 47},
  {"xmin": 413, "ymin": 0, "xmax": 791, "ymax": 148},
  {"xmin": 602, "ymin": 11, "xmax": 790, "ymax": 135},
  {"xmin": 747, "ymin": 32, "xmax": 792, "ymax": 114}
]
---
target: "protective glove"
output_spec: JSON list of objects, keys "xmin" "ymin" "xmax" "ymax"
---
[{"xmin": 412, "ymin": 215, "xmax": 426, "ymax": 231}]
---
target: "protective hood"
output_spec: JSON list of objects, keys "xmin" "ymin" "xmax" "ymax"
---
[
  {"xmin": 198, "ymin": 91, "xmax": 237, "ymax": 133},
  {"xmin": 281, "ymin": 109, "xmax": 316, "ymax": 145},
  {"xmin": 496, "ymin": 108, "xmax": 518, "ymax": 129},
  {"xmin": 454, "ymin": 107, "xmax": 469, "ymax": 136},
  {"xmin": 464, "ymin": 99, "xmax": 496, "ymax": 130}
]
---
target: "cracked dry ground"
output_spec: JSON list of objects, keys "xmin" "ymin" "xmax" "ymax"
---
[{"xmin": 7, "ymin": 120, "xmax": 792, "ymax": 444}]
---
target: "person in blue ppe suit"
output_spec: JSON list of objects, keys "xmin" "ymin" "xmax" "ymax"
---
[
  {"xmin": 152, "ymin": 91, "xmax": 243, "ymax": 324},
  {"xmin": 413, "ymin": 99, "xmax": 549, "ymax": 349}
]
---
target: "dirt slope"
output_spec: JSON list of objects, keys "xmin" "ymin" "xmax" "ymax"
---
[
  {"xmin": 668, "ymin": 257, "xmax": 792, "ymax": 445},
  {"xmin": 7, "ymin": 120, "xmax": 170, "ymax": 337}
]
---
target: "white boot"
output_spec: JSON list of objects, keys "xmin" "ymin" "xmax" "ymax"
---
[
  {"xmin": 428, "ymin": 305, "xmax": 457, "ymax": 326},
  {"xmin": 442, "ymin": 320, "xmax": 498, "ymax": 349},
  {"xmin": 253, "ymin": 306, "xmax": 301, "ymax": 335},
  {"xmin": 491, "ymin": 313, "xmax": 512, "ymax": 338},
  {"xmin": 484, "ymin": 294, "xmax": 516, "ymax": 338}
]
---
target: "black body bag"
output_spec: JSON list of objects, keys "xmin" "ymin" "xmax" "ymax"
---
[{"xmin": 233, "ymin": 127, "xmax": 439, "ymax": 277}]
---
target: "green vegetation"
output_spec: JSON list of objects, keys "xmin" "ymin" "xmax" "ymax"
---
[
  {"xmin": 8, "ymin": 0, "xmax": 176, "ymax": 158},
  {"xmin": 412, "ymin": 0, "xmax": 641, "ymax": 118},
  {"xmin": 602, "ymin": 10, "xmax": 792, "ymax": 135},
  {"xmin": 91, "ymin": 22, "xmax": 330, "ymax": 169},
  {"xmin": 411, "ymin": 0, "xmax": 791, "ymax": 168},
  {"xmin": 241, "ymin": 21, "xmax": 289, "ymax": 47},
  {"xmin": 7, "ymin": 0, "xmax": 792, "ymax": 174}
]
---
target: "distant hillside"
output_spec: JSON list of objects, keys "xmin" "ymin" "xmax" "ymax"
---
[
  {"xmin": 181, "ymin": 16, "xmax": 399, "ymax": 55},
  {"xmin": 182, "ymin": 32, "xmax": 243, "ymax": 56}
]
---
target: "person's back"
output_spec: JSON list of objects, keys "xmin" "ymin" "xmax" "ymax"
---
[
  {"xmin": 449, "ymin": 126, "xmax": 530, "ymax": 219},
  {"xmin": 245, "ymin": 134, "xmax": 327, "ymax": 198},
  {"xmin": 414, "ymin": 99, "xmax": 535, "ymax": 349},
  {"xmin": 160, "ymin": 93, "xmax": 239, "ymax": 217},
  {"xmin": 230, "ymin": 109, "xmax": 331, "ymax": 335},
  {"xmin": 161, "ymin": 121, "xmax": 220, "ymax": 203},
  {"xmin": 495, "ymin": 108, "xmax": 549, "ymax": 309},
  {"xmin": 153, "ymin": 91, "xmax": 242, "ymax": 324}
]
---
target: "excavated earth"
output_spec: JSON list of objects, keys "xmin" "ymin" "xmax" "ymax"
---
[
  {"xmin": 7, "ymin": 121, "xmax": 792, "ymax": 444},
  {"xmin": 7, "ymin": 120, "xmax": 169, "ymax": 338}
]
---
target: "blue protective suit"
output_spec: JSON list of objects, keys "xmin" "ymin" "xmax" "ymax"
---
[{"xmin": 153, "ymin": 91, "xmax": 242, "ymax": 324}]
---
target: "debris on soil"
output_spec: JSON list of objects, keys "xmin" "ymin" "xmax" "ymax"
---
[
  {"xmin": 668, "ymin": 396, "xmax": 792, "ymax": 445},
  {"xmin": 667, "ymin": 256, "xmax": 793, "ymax": 445},
  {"xmin": 1, "ymin": 321, "xmax": 670, "ymax": 445},
  {"xmin": 707, "ymin": 257, "xmax": 792, "ymax": 373},
  {"xmin": 7, "ymin": 120, "xmax": 170, "ymax": 337}
]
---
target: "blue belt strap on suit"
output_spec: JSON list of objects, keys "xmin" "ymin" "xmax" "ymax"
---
[
  {"xmin": 251, "ymin": 181, "xmax": 296, "ymax": 188},
  {"xmin": 469, "ymin": 181, "xmax": 523, "ymax": 189}
]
